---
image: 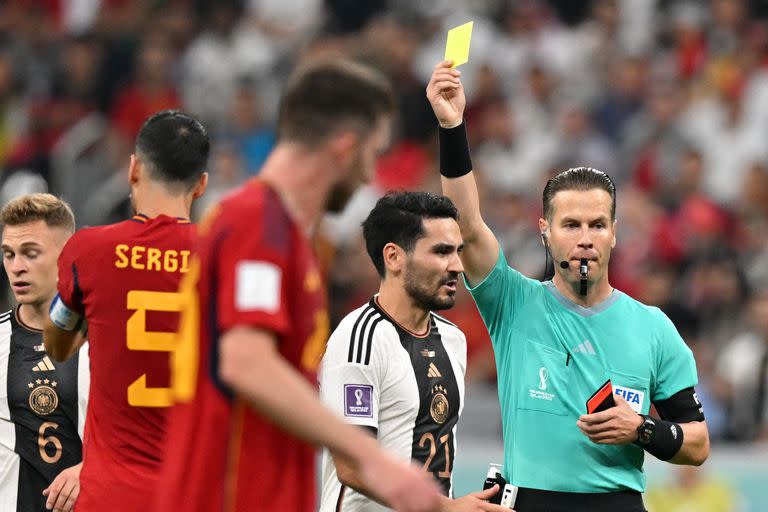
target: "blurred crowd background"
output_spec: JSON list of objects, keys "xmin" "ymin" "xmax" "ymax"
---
[{"xmin": 1, "ymin": 0, "xmax": 768, "ymax": 508}]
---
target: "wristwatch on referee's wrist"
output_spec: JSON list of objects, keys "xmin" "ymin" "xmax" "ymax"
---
[{"xmin": 635, "ymin": 414, "xmax": 657, "ymax": 446}]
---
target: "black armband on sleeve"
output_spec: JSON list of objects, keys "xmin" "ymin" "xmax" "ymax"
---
[
  {"xmin": 438, "ymin": 122, "xmax": 473, "ymax": 178},
  {"xmin": 635, "ymin": 415, "xmax": 684, "ymax": 461},
  {"xmin": 654, "ymin": 387, "xmax": 705, "ymax": 423}
]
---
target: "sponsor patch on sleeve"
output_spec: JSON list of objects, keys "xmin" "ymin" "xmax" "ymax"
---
[
  {"xmin": 344, "ymin": 384, "xmax": 373, "ymax": 418},
  {"xmin": 235, "ymin": 261, "xmax": 281, "ymax": 312}
]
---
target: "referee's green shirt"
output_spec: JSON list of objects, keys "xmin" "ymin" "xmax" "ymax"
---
[{"xmin": 467, "ymin": 248, "xmax": 698, "ymax": 493}]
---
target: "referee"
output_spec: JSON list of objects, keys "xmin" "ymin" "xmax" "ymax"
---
[{"xmin": 425, "ymin": 61, "xmax": 710, "ymax": 512}]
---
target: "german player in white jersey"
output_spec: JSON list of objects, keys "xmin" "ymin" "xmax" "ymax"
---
[
  {"xmin": 0, "ymin": 194, "xmax": 89, "ymax": 512},
  {"xmin": 320, "ymin": 191, "xmax": 506, "ymax": 512}
]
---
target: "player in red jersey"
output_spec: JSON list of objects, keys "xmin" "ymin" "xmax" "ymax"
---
[
  {"xmin": 154, "ymin": 59, "xmax": 443, "ymax": 512},
  {"xmin": 43, "ymin": 111, "xmax": 209, "ymax": 512}
]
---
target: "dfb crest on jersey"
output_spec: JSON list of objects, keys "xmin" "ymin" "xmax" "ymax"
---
[
  {"xmin": 28, "ymin": 379, "xmax": 59, "ymax": 416},
  {"xmin": 430, "ymin": 384, "xmax": 449, "ymax": 424}
]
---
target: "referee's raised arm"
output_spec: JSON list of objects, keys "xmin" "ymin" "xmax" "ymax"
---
[{"xmin": 427, "ymin": 60, "xmax": 499, "ymax": 287}]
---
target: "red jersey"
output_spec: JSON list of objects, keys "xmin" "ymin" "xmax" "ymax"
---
[
  {"xmin": 154, "ymin": 180, "xmax": 328, "ymax": 511},
  {"xmin": 56, "ymin": 214, "xmax": 194, "ymax": 512}
]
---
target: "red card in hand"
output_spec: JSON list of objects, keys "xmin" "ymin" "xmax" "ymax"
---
[{"xmin": 586, "ymin": 380, "xmax": 616, "ymax": 414}]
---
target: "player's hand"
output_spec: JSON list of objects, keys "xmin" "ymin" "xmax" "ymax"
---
[
  {"xmin": 42, "ymin": 462, "xmax": 81, "ymax": 512},
  {"xmin": 576, "ymin": 394, "xmax": 644, "ymax": 445},
  {"xmin": 441, "ymin": 485, "xmax": 514, "ymax": 511},
  {"xmin": 426, "ymin": 61, "xmax": 466, "ymax": 129},
  {"xmin": 360, "ymin": 451, "xmax": 442, "ymax": 512}
]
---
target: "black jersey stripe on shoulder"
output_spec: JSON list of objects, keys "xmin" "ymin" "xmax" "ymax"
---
[
  {"xmin": 363, "ymin": 316, "xmax": 385, "ymax": 366},
  {"xmin": 0, "ymin": 310, "xmax": 11, "ymax": 324},
  {"xmin": 355, "ymin": 311, "xmax": 381, "ymax": 364},
  {"xmin": 348, "ymin": 306, "xmax": 374, "ymax": 363},
  {"xmin": 432, "ymin": 313, "xmax": 458, "ymax": 329}
]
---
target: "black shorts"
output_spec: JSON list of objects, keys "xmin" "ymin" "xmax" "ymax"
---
[{"xmin": 513, "ymin": 487, "xmax": 646, "ymax": 512}]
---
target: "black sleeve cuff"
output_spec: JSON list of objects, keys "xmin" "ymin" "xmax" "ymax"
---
[{"xmin": 439, "ymin": 121, "xmax": 473, "ymax": 178}]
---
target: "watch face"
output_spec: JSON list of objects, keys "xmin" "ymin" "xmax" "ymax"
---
[{"xmin": 638, "ymin": 417, "xmax": 656, "ymax": 445}]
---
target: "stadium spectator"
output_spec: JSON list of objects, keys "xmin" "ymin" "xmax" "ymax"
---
[
  {"xmin": 43, "ymin": 111, "xmax": 209, "ymax": 512},
  {"xmin": 715, "ymin": 286, "xmax": 768, "ymax": 441},
  {"xmin": 153, "ymin": 59, "xmax": 443, "ymax": 512},
  {"xmin": 109, "ymin": 33, "xmax": 181, "ymax": 147},
  {"xmin": 0, "ymin": 193, "xmax": 88, "ymax": 512},
  {"xmin": 427, "ymin": 60, "xmax": 710, "ymax": 511}
]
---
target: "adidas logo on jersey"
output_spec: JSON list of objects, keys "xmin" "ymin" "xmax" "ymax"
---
[
  {"xmin": 427, "ymin": 363, "xmax": 442, "ymax": 378},
  {"xmin": 32, "ymin": 356, "xmax": 56, "ymax": 372},
  {"xmin": 571, "ymin": 340, "xmax": 596, "ymax": 355}
]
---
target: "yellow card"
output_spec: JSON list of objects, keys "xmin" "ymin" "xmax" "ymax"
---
[{"xmin": 444, "ymin": 21, "xmax": 474, "ymax": 68}]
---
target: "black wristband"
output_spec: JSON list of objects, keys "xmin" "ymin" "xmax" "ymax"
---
[
  {"xmin": 636, "ymin": 415, "xmax": 684, "ymax": 461},
  {"xmin": 438, "ymin": 121, "xmax": 473, "ymax": 178}
]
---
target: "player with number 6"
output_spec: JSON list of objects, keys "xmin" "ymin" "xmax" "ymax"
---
[{"xmin": 0, "ymin": 194, "xmax": 89, "ymax": 512}]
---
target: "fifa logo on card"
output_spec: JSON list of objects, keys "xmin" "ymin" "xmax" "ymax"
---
[
  {"xmin": 538, "ymin": 367, "xmax": 549, "ymax": 390},
  {"xmin": 613, "ymin": 385, "xmax": 645, "ymax": 413},
  {"xmin": 354, "ymin": 389, "xmax": 364, "ymax": 406}
]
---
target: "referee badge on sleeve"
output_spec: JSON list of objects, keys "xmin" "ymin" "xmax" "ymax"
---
[{"xmin": 344, "ymin": 384, "xmax": 373, "ymax": 418}]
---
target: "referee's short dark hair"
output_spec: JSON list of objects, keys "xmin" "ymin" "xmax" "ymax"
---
[
  {"xmin": 135, "ymin": 110, "xmax": 210, "ymax": 191},
  {"xmin": 542, "ymin": 167, "xmax": 617, "ymax": 222},
  {"xmin": 277, "ymin": 59, "xmax": 395, "ymax": 148},
  {"xmin": 362, "ymin": 191, "xmax": 459, "ymax": 278}
]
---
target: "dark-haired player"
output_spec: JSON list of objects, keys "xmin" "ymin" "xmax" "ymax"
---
[
  {"xmin": 320, "ymin": 191, "xmax": 506, "ymax": 512},
  {"xmin": 44, "ymin": 110, "xmax": 209, "ymax": 512}
]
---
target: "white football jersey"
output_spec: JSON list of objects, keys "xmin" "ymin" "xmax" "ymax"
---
[
  {"xmin": 0, "ymin": 308, "xmax": 89, "ymax": 511},
  {"xmin": 319, "ymin": 298, "xmax": 467, "ymax": 512}
]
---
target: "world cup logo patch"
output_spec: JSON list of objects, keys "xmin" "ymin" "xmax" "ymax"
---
[
  {"xmin": 28, "ymin": 379, "xmax": 59, "ymax": 416},
  {"xmin": 430, "ymin": 385, "xmax": 449, "ymax": 424}
]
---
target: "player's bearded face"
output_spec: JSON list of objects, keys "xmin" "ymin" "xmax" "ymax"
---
[
  {"xmin": 403, "ymin": 255, "xmax": 460, "ymax": 311},
  {"xmin": 402, "ymin": 219, "xmax": 463, "ymax": 311},
  {"xmin": 326, "ymin": 118, "xmax": 390, "ymax": 213},
  {"xmin": 326, "ymin": 144, "xmax": 365, "ymax": 213}
]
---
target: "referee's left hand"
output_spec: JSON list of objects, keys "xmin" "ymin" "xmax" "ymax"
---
[{"xmin": 576, "ymin": 395, "xmax": 644, "ymax": 445}]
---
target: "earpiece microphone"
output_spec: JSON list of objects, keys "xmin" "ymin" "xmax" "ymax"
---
[{"xmin": 559, "ymin": 260, "xmax": 569, "ymax": 269}]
